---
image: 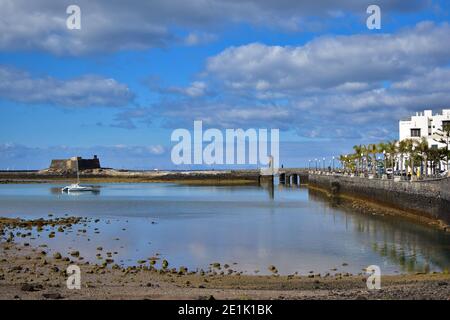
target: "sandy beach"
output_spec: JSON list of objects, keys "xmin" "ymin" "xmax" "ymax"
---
[
  {"xmin": 1, "ymin": 216, "xmax": 449, "ymax": 300},
  {"xmin": 1, "ymin": 241, "xmax": 449, "ymax": 300}
]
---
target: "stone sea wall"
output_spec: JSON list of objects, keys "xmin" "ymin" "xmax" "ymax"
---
[{"xmin": 308, "ymin": 174, "xmax": 450, "ymax": 225}]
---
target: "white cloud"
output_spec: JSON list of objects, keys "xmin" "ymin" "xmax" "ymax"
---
[
  {"xmin": 183, "ymin": 81, "xmax": 208, "ymax": 97},
  {"xmin": 128, "ymin": 22, "xmax": 450, "ymax": 141},
  {"xmin": 392, "ymin": 67, "xmax": 450, "ymax": 93},
  {"xmin": 157, "ymin": 81, "xmax": 209, "ymax": 98},
  {"xmin": 0, "ymin": 0, "xmax": 429, "ymax": 55},
  {"xmin": 206, "ymin": 22, "xmax": 450, "ymax": 95},
  {"xmin": 184, "ymin": 33, "xmax": 217, "ymax": 46},
  {"xmin": 0, "ymin": 66, "xmax": 133, "ymax": 107},
  {"xmin": 147, "ymin": 145, "xmax": 165, "ymax": 155}
]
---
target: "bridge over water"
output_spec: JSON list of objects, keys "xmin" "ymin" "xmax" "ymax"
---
[
  {"xmin": 277, "ymin": 169, "xmax": 309, "ymax": 185},
  {"xmin": 258, "ymin": 168, "xmax": 309, "ymax": 185}
]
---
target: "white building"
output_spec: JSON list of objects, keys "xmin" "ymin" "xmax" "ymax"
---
[{"xmin": 399, "ymin": 109, "xmax": 450, "ymax": 149}]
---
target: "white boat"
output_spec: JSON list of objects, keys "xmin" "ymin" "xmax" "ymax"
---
[
  {"xmin": 62, "ymin": 183, "xmax": 95, "ymax": 192},
  {"xmin": 61, "ymin": 159, "xmax": 95, "ymax": 193}
]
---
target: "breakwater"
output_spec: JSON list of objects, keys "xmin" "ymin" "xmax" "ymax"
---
[
  {"xmin": 308, "ymin": 173, "xmax": 450, "ymax": 226},
  {"xmin": 0, "ymin": 169, "xmax": 261, "ymax": 185}
]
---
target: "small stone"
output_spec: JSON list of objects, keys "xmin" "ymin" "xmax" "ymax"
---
[
  {"xmin": 70, "ymin": 251, "xmax": 80, "ymax": 257},
  {"xmin": 268, "ymin": 265, "xmax": 278, "ymax": 273},
  {"xmin": 42, "ymin": 293, "xmax": 63, "ymax": 299},
  {"xmin": 21, "ymin": 283, "xmax": 42, "ymax": 292},
  {"xmin": 179, "ymin": 266, "xmax": 188, "ymax": 274}
]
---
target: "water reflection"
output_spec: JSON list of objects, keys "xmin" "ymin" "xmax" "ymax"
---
[
  {"xmin": 308, "ymin": 190, "xmax": 450, "ymax": 273},
  {"xmin": 0, "ymin": 183, "xmax": 449, "ymax": 275}
]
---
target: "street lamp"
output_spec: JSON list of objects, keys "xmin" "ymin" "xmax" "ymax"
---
[
  {"xmin": 332, "ymin": 156, "xmax": 335, "ymax": 171},
  {"xmin": 377, "ymin": 156, "xmax": 381, "ymax": 176},
  {"xmin": 315, "ymin": 158, "xmax": 318, "ymax": 171},
  {"xmin": 361, "ymin": 153, "xmax": 364, "ymax": 174},
  {"xmin": 322, "ymin": 157, "xmax": 325, "ymax": 170}
]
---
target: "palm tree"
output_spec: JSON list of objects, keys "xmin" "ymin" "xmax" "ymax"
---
[
  {"xmin": 349, "ymin": 154, "xmax": 358, "ymax": 173},
  {"xmin": 385, "ymin": 140, "xmax": 398, "ymax": 176},
  {"xmin": 361, "ymin": 144, "xmax": 369, "ymax": 174},
  {"xmin": 398, "ymin": 139, "xmax": 408, "ymax": 178},
  {"xmin": 416, "ymin": 137, "xmax": 429, "ymax": 177},
  {"xmin": 428, "ymin": 148, "xmax": 441, "ymax": 175},
  {"xmin": 433, "ymin": 123, "xmax": 450, "ymax": 172},
  {"xmin": 367, "ymin": 143, "xmax": 378, "ymax": 175},
  {"xmin": 377, "ymin": 142, "xmax": 389, "ymax": 175},
  {"xmin": 339, "ymin": 155, "xmax": 347, "ymax": 172},
  {"xmin": 353, "ymin": 145, "xmax": 363, "ymax": 174},
  {"xmin": 404, "ymin": 139, "xmax": 416, "ymax": 177}
]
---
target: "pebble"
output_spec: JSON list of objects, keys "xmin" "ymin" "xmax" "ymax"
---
[
  {"xmin": 268, "ymin": 265, "xmax": 278, "ymax": 273},
  {"xmin": 42, "ymin": 293, "xmax": 63, "ymax": 300},
  {"xmin": 70, "ymin": 251, "xmax": 80, "ymax": 257}
]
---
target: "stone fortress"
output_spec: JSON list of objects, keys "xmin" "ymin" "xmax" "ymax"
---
[{"xmin": 49, "ymin": 155, "xmax": 101, "ymax": 172}]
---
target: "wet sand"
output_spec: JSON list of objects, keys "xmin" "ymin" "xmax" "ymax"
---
[{"xmin": 1, "ymin": 217, "xmax": 449, "ymax": 300}]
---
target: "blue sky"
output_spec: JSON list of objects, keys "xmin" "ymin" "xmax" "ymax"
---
[{"xmin": 1, "ymin": 0, "xmax": 450, "ymax": 169}]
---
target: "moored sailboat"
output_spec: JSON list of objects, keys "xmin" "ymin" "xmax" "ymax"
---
[{"xmin": 61, "ymin": 159, "xmax": 95, "ymax": 193}]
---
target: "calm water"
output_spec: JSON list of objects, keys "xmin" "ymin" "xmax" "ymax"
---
[{"xmin": 0, "ymin": 183, "xmax": 449, "ymax": 275}]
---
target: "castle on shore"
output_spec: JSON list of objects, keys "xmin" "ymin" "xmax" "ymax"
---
[{"xmin": 49, "ymin": 155, "xmax": 101, "ymax": 171}]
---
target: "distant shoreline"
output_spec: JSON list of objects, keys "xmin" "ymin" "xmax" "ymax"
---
[{"xmin": 0, "ymin": 168, "xmax": 262, "ymax": 185}]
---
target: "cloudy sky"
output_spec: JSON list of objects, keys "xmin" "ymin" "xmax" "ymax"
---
[{"xmin": 1, "ymin": 0, "xmax": 450, "ymax": 169}]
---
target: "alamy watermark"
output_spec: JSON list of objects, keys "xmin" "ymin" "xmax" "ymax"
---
[
  {"xmin": 366, "ymin": 265, "xmax": 381, "ymax": 290},
  {"xmin": 66, "ymin": 5, "xmax": 81, "ymax": 30},
  {"xmin": 366, "ymin": 5, "xmax": 381, "ymax": 30},
  {"xmin": 66, "ymin": 265, "xmax": 81, "ymax": 290},
  {"xmin": 171, "ymin": 121, "xmax": 279, "ymax": 175},
  {"xmin": 65, "ymin": 4, "xmax": 380, "ymax": 31}
]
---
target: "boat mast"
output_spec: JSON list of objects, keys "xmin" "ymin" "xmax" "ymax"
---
[{"xmin": 76, "ymin": 158, "xmax": 80, "ymax": 184}]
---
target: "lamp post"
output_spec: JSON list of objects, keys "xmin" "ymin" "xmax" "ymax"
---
[
  {"xmin": 322, "ymin": 157, "xmax": 325, "ymax": 170},
  {"xmin": 308, "ymin": 160, "xmax": 311, "ymax": 170},
  {"xmin": 361, "ymin": 153, "xmax": 364, "ymax": 174},
  {"xmin": 332, "ymin": 156, "xmax": 335, "ymax": 172},
  {"xmin": 377, "ymin": 156, "xmax": 381, "ymax": 176},
  {"xmin": 315, "ymin": 158, "xmax": 318, "ymax": 171},
  {"xmin": 383, "ymin": 150, "xmax": 386, "ymax": 175}
]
